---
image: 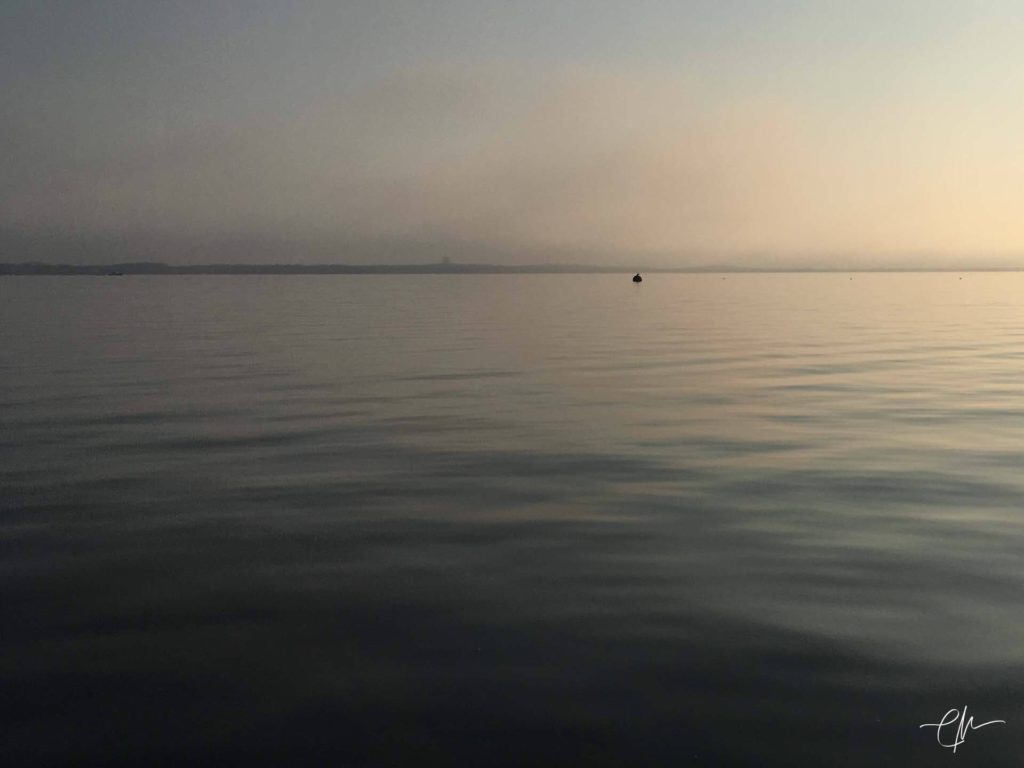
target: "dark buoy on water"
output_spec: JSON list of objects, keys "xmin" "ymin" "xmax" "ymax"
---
[{"xmin": 632, "ymin": 273, "xmax": 643, "ymax": 283}]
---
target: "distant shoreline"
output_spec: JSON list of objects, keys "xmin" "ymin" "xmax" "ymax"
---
[{"xmin": 3, "ymin": 262, "xmax": 1024, "ymax": 276}]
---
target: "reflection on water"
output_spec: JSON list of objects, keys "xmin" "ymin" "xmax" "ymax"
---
[{"xmin": 2, "ymin": 274, "xmax": 1023, "ymax": 765}]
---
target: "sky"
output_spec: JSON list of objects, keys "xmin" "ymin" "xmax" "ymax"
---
[{"xmin": 3, "ymin": 0, "xmax": 1024, "ymax": 266}]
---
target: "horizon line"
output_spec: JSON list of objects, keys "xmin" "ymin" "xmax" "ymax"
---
[{"xmin": 5, "ymin": 261, "xmax": 1024, "ymax": 276}]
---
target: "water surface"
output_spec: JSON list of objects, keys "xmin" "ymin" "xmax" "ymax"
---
[{"xmin": 3, "ymin": 274, "xmax": 1023, "ymax": 765}]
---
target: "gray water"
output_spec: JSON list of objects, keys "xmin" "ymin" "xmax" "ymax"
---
[{"xmin": 3, "ymin": 274, "xmax": 1024, "ymax": 766}]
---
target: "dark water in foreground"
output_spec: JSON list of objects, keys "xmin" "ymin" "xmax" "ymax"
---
[{"xmin": 3, "ymin": 274, "xmax": 1024, "ymax": 766}]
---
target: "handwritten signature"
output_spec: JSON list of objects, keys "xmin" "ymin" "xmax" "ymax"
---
[{"xmin": 919, "ymin": 707, "xmax": 1005, "ymax": 753}]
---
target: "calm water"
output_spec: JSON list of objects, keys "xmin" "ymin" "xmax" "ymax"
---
[{"xmin": 3, "ymin": 274, "xmax": 1024, "ymax": 765}]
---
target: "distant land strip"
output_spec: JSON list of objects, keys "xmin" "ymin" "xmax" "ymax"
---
[{"xmin": 3, "ymin": 262, "xmax": 1024, "ymax": 276}]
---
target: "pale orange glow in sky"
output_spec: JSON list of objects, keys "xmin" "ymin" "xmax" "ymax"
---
[{"xmin": 3, "ymin": 1, "xmax": 1024, "ymax": 264}]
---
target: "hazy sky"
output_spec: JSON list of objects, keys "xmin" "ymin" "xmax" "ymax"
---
[{"xmin": 3, "ymin": 1, "xmax": 1024, "ymax": 265}]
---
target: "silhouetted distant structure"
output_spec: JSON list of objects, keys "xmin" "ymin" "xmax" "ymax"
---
[{"xmin": 632, "ymin": 273, "xmax": 642, "ymax": 283}]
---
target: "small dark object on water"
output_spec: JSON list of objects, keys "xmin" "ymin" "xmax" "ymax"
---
[{"xmin": 632, "ymin": 273, "xmax": 642, "ymax": 283}]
